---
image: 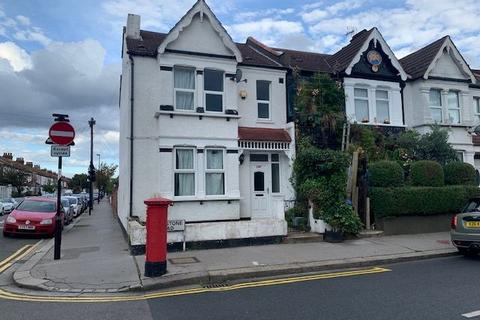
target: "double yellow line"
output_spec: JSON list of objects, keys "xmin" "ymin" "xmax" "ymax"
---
[
  {"xmin": 0, "ymin": 266, "xmax": 391, "ymax": 303},
  {"xmin": 0, "ymin": 244, "xmax": 38, "ymax": 273}
]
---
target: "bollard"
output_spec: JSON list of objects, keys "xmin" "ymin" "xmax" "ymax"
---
[{"xmin": 144, "ymin": 197, "xmax": 171, "ymax": 277}]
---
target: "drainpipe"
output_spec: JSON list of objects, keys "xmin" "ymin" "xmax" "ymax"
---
[
  {"xmin": 129, "ymin": 54, "xmax": 135, "ymax": 218},
  {"xmin": 400, "ymin": 81, "xmax": 406, "ymax": 127}
]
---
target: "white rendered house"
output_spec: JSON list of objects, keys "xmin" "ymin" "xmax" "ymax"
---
[
  {"xmin": 400, "ymin": 36, "xmax": 480, "ymax": 167},
  {"xmin": 118, "ymin": 0, "xmax": 294, "ymax": 249}
]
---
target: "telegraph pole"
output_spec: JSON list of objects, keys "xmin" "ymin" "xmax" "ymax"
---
[{"xmin": 88, "ymin": 117, "xmax": 96, "ymax": 215}]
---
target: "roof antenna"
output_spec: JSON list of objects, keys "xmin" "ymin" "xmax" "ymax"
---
[{"xmin": 345, "ymin": 26, "xmax": 357, "ymax": 39}]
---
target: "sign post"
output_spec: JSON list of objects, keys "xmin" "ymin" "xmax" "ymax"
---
[{"xmin": 48, "ymin": 114, "xmax": 75, "ymax": 260}]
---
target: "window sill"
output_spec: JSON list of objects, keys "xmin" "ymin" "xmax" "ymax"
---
[
  {"xmin": 350, "ymin": 121, "xmax": 406, "ymax": 127},
  {"xmin": 155, "ymin": 110, "xmax": 241, "ymax": 119},
  {"xmin": 172, "ymin": 197, "xmax": 241, "ymax": 203},
  {"xmin": 256, "ymin": 119, "xmax": 274, "ymax": 124}
]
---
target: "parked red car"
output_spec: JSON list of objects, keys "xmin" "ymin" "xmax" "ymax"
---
[{"xmin": 3, "ymin": 197, "xmax": 64, "ymax": 237}]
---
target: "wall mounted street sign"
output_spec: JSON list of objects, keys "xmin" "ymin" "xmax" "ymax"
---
[
  {"xmin": 51, "ymin": 145, "xmax": 70, "ymax": 157},
  {"xmin": 49, "ymin": 122, "xmax": 75, "ymax": 146}
]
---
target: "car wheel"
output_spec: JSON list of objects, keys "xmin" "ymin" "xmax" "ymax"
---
[
  {"xmin": 458, "ymin": 248, "xmax": 477, "ymax": 256},
  {"xmin": 3, "ymin": 231, "xmax": 10, "ymax": 237}
]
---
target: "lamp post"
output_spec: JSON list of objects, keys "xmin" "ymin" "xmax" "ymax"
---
[{"xmin": 88, "ymin": 117, "xmax": 96, "ymax": 215}]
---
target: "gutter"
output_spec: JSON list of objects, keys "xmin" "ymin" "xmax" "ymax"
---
[{"xmin": 129, "ymin": 54, "xmax": 135, "ymax": 218}]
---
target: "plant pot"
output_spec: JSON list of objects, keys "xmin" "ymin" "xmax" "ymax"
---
[{"xmin": 324, "ymin": 230, "xmax": 345, "ymax": 243}]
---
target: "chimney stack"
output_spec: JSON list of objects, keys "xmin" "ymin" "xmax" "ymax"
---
[
  {"xmin": 126, "ymin": 14, "xmax": 141, "ymax": 40},
  {"xmin": 26, "ymin": 161, "xmax": 33, "ymax": 167},
  {"xmin": 15, "ymin": 157, "xmax": 24, "ymax": 165},
  {"xmin": 2, "ymin": 152, "xmax": 13, "ymax": 160},
  {"xmin": 34, "ymin": 165, "xmax": 40, "ymax": 170}
]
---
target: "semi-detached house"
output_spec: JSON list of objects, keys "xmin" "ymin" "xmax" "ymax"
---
[{"xmin": 119, "ymin": 0, "xmax": 480, "ymax": 249}]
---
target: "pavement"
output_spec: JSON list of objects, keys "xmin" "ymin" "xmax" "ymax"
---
[{"xmin": 11, "ymin": 200, "xmax": 458, "ymax": 294}]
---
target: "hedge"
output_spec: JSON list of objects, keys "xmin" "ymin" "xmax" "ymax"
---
[
  {"xmin": 369, "ymin": 161, "xmax": 404, "ymax": 187},
  {"xmin": 410, "ymin": 160, "xmax": 444, "ymax": 187},
  {"xmin": 444, "ymin": 162, "xmax": 476, "ymax": 185},
  {"xmin": 370, "ymin": 185, "xmax": 480, "ymax": 218}
]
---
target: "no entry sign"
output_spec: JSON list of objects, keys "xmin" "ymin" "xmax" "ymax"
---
[{"xmin": 49, "ymin": 122, "xmax": 75, "ymax": 146}]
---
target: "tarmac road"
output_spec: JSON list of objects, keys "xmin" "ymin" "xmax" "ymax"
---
[
  {"xmin": 0, "ymin": 215, "xmax": 40, "ymax": 262},
  {"xmin": 0, "ymin": 255, "xmax": 479, "ymax": 320}
]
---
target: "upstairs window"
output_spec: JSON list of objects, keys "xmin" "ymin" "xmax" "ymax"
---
[
  {"xmin": 447, "ymin": 91, "xmax": 460, "ymax": 124},
  {"xmin": 257, "ymin": 80, "xmax": 271, "ymax": 119},
  {"xmin": 174, "ymin": 148, "xmax": 195, "ymax": 196},
  {"xmin": 375, "ymin": 90, "xmax": 390, "ymax": 123},
  {"xmin": 174, "ymin": 67, "xmax": 195, "ymax": 111},
  {"xmin": 429, "ymin": 89, "xmax": 443, "ymax": 123},
  {"xmin": 354, "ymin": 88, "xmax": 369, "ymax": 122},
  {"xmin": 474, "ymin": 97, "xmax": 480, "ymax": 123},
  {"xmin": 204, "ymin": 69, "xmax": 224, "ymax": 112},
  {"xmin": 205, "ymin": 149, "xmax": 225, "ymax": 195}
]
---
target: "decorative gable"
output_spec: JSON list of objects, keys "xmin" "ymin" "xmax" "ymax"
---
[
  {"xmin": 425, "ymin": 38, "xmax": 476, "ymax": 82},
  {"xmin": 158, "ymin": 0, "xmax": 242, "ymax": 62},
  {"xmin": 345, "ymin": 28, "xmax": 408, "ymax": 81},
  {"xmin": 351, "ymin": 40, "xmax": 403, "ymax": 80}
]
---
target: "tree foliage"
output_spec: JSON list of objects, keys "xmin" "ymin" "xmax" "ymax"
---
[
  {"xmin": 0, "ymin": 167, "xmax": 28, "ymax": 195},
  {"xmin": 294, "ymin": 73, "xmax": 346, "ymax": 149},
  {"xmin": 42, "ymin": 181, "xmax": 56, "ymax": 194},
  {"xmin": 69, "ymin": 173, "xmax": 89, "ymax": 193},
  {"xmin": 96, "ymin": 163, "xmax": 118, "ymax": 194}
]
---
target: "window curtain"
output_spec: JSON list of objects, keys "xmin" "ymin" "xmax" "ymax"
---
[
  {"xmin": 175, "ymin": 68, "xmax": 195, "ymax": 110},
  {"xmin": 175, "ymin": 149, "xmax": 194, "ymax": 196},
  {"xmin": 206, "ymin": 173, "xmax": 224, "ymax": 195},
  {"xmin": 207, "ymin": 150, "xmax": 223, "ymax": 169},
  {"xmin": 176, "ymin": 149, "xmax": 193, "ymax": 169}
]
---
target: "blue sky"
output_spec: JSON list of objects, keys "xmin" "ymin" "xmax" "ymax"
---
[{"xmin": 0, "ymin": 0, "xmax": 479, "ymax": 177}]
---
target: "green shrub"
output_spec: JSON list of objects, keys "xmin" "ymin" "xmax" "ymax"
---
[
  {"xmin": 444, "ymin": 162, "xmax": 477, "ymax": 185},
  {"xmin": 369, "ymin": 161, "xmax": 404, "ymax": 187},
  {"xmin": 410, "ymin": 160, "xmax": 444, "ymax": 186},
  {"xmin": 370, "ymin": 185, "xmax": 480, "ymax": 218}
]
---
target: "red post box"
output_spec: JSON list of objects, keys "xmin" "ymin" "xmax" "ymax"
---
[{"xmin": 144, "ymin": 197, "xmax": 171, "ymax": 277}]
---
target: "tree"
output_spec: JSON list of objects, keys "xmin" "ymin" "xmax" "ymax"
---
[
  {"xmin": 0, "ymin": 167, "xmax": 28, "ymax": 196},
  {"xmin": 69, "ymin": 173, "xmax": 89, "ymax": 193},
  {"xmin": 295, "ymin": 73, "xmax": 346, "ymax": 149},
  {"xmin": 416, "ymin": 125, "xmax": 458, "ymax": 165},
  {"xmin": 42, "ymin": 181, "xmax": 56, "ymax": 194},
  {"xmin": 96, "ymin": 163, "xmax": 118, "ymax": 195}
]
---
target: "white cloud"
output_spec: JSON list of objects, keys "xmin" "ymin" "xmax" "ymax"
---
[
  {"xmin": 227, "ymin": 18, "xmax": 304, "ymax": 45},
  {"xmin": 0, "ymin": 41, "xmax": 32, "ymax": 71},
  {"xmin": 16, "ymin": 15, "xmax": 30, "ymax": 26}
]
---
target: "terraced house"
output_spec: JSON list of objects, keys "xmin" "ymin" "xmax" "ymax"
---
[{"xmin": 118, "ymin": 0, "xmax": 479, "ymax": 248}]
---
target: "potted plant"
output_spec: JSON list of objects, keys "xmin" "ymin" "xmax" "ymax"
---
[{"xmin": 322, "ymin": 202, "xmax": 362, "ymax": 243}]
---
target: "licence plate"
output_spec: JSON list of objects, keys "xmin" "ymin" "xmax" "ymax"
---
[
  {"xmin": 464, "ymin": 221, "xmax": 480, "ymax": 228},
  {"xmin": 18, "ymin": 225, "xmax": 35, "ymax": 230}
]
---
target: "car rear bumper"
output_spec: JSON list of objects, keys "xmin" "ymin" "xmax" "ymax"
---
[{"xmin": 451, "ymin": 231, "xmax": 480, "ymax": 249}]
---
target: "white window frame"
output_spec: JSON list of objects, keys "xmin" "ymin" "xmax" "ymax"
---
[
  {"xmin": 456, "ymin": 150, "xmax": 464, "ymax": 162},
  {"xmin": 271, "ymin": 153, "xmax": 280, "ymax": 193},
  {"xmin": 429, "ymin": 88, "xmax": 443, "ymax": 123},
  {"xmin": 205, "ymin": 148, "xmax": 225, "ymax": 196},
  {"xmin": 474, "ymin": 97, "xmax": 480, "ymax": 123},
  {"xmin": 447, "ymin": 91, "xmax": 461, "ymax": 124},
  {"xmin": 256, "ymin": 80, "xmax": 271, "ymax": 120},
  {"xmin": 375, "ymin": 89, "xmax": 390, "ymax": 124},
  {"xmin": 173, "ymin": 147, "xmax": 196, "ymax": 197},
  {"xmin": 173, "ymin": 66, "xmax": 196, "ymax": 111},
  {"xmin": 354, "ymin": 87, "xmax": 369, "ymax": 123},
  {"xmin": 204, "ymin": 69, "xmax": 224, "ymax": 113}
]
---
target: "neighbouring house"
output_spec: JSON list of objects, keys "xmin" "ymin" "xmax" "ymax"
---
[
  {"xmin": 400, "ymin": 36, "xmax": 480, "ymax": 167},
  {"xmin": 0, "ymin": 152, "xmax": 68, "ymax": 195},
  {"xmin": 118, "ymin": 0, "xmax": 295, "ymax": 248}
]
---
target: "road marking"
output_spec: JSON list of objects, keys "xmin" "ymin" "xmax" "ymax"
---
[
  {"xmin": 0, "ymin": 243, "xmax": 39, "ymax": 274},
  {"xmin": 463, "ymin": 310, "xmax": 480, "ymax": 318},
  {"xmin": 0, "ymin": 266, "xmax": 391, "ymax": 303}
]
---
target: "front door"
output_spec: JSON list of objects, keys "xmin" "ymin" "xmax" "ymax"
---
[{"xmin": 251, "ymin": 163, "xmax": 270, "ymax": 218}]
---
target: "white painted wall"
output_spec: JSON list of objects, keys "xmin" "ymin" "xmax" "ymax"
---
[{"xmin": 344, "ymin": 77, "xmax": 404, "ymax": 127}]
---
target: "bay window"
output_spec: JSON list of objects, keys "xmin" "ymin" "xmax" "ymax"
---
[
  {"xmin": 375, "ymin": 90, "xmax": 389, "ymax": 123},
  {"xmin": 257, "ymin": 80, "xmax": 271, "ymax": 119},
  {"xmin": 429, "ymin": 89, "xmax": 443, "ymax": 123},
  {"xmin": 174, "ymin": 148, "xmax": 195, "ymax": 196},
  {"xmin": 204, "ymin": 69, "xmax": 224, "ymax": 112},
  {"xmin": 205, "ymin": 149, "xmax": 225, "ymax": 195},
  {"xmin": 174, "ymin": 66, "xmax": 195, "ymax": 110},
  {"xmin": 354, "ymin": 88, "xmax": 369, "ymax": 122},
  {"xmin": 447, "ymin": 91, "xmax": 460, "ymax": 124}
]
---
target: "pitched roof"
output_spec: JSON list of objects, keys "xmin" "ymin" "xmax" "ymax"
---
[
  {"xmin": 399, "ymin": 36, "xmax": 448, "ymax": 79},
  {"xmin": 126, "ymin": 30, "xmax": 167, "ymax": 57},
  {"xmin": 327, "ymin": 29, "xmax": 374, "ymax": 73},
  {"xmin": 238, "ymin": 127, "xmax": 291, "ymax": 142},
  {"xmin": 472, "ymin": 69, "xmax": 480, "ymax": 82}
]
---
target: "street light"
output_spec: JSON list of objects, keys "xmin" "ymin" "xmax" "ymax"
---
[{"xmin": 96, "ymin": 153, "xmax": 101, "ymax": 203}]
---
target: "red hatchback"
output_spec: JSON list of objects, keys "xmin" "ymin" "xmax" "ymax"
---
[{"xmin": 3, "ymin": 197, "xmax": 64, "ymax": 237}]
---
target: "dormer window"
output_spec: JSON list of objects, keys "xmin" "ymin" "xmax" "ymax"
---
[
  {"xmin": 174, "ymin": 66, "xmax": 195, "ymax": 111},
  {"xmin": 204, "ymin": 69, "xmax": 224, "ymax": 112}
]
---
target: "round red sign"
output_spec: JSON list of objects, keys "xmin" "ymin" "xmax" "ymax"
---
[{"xmin": 49, "ymin": 122, "xmax": 75, "ymax": 145}]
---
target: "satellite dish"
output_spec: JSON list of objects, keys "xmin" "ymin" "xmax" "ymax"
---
[{"xmin": 235, "ymin": 69, "xmax": 242, "ymax": 83}]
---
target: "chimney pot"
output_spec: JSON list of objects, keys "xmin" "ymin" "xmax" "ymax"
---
[{"xmin": 126, "ymin": 14, "xmax": 141, "ymax": 40}]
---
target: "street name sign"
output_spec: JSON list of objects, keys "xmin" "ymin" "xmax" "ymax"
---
[
  {"xmin": 167, "ymin": 220, "xmax": 185, "ymax": 232},
  {"xmin": 51, "ymin": 145, "xmax": 70, "ymax": 157},
  {"xmin": 49, "ymin": 122, "xmax": 75, "ymax": 146}
]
